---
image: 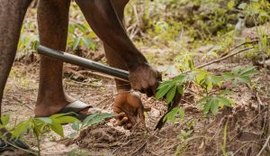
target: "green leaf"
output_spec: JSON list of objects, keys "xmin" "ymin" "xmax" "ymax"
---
[
  {"xmin": 71, "ymin": 121, "xmax": 81, "ymax": 131},
  {"xmin": 82, "ymin": 38, "xmax": 92, "ymax": 48},
  {"xmin": 210, "ymin": 98, "xmax": 219, "ymax": 115},
  {"xmin": 238, "ymin": 76, "xmax": 251, "ymax": 84},
  {"xmin": 37, "ymin": 117, "xmax": 52, "ymax": 125},
  {"xmin": 174, "ymin": 74, "xmax": 186, "ymax": 84},
  {"xmin": 50, "ymin": 119, "xmax": 64, "ymax": 137},
  {"xmin": 12, "ymin": 120, "xmax": 32, "ymax": 138},
  {"xmin": 227, "ymin": 1, "xmax": 235, "ymax": 10},
  {"xmin": 164, "ymin": 107, "xmax": 185, "ymax": 123},
  {"xmin": 76, "ymin": 23, "xmax": 87, "ymax": 32},
  {"xmin": 56, "ymin": 116, "xmax": 79, "ymax": 124},
  {"xmin": 82, "ymin": 114, "xmax": 97, "ymax": 127},
  {"xmin": 72, "ymin": 38, "xmax": 81, "ymax": 51},
  {"xmin": 210, "ymin": 76, "xmax": 223, "ymax": 86},
  {"xmin": 195, "ymin": 70, "xmax": 207, "ymax": 84},
  {"xmin": 82, "ymin": 113, "xmax": 112, "ymax": 128},
  {"xmin": 218, "ymin": 96, "xmax": 233, "ymax": 107},
  {"xmin": 238, "ymin": 3, "xmax": 247, "ymax": 9},
  {"xmin": 222, "ymin": 66, "xmax": 256, "ymax": 85},
  {"xmin": 203, "ymin": 101, "xmax": 211, "ymax": 115},
  {"xmin": 205, "ymin": 78, "xmax": 213, "ymax": 91},
  {"xmin": 33, "ymin": 119, "xmax": 48, "ymax": 136},
  {"xmin": 177, "ymin": 85, "xmax": 184, "ymax": 95},
  {"xmin": 69, "ymin": 24, "xmax": 75, "ymax": 34},
  {"xmin": 240, "ymin": 66, "xmax": 257, "ymax": 77},
  {"xmin": 1, "ymin": 114, "xmax": 10, "ymax": 126},
  {"xmin": 157, "ymin": 80, "xmax": 172, "ymax": 90},
  {"xmin": 222, "ymin": 72, "xmax": 234, "ymax": 81},
  {"xmin": 156, "ymin": 82, "xmax": 174, "ymax": 99},
  {"xmin": 188, "ymin": 59, "xmax": 195, "ymax": 70},
  {"xmin": 166, "ymin": 85, "xmax": 177, "ymax": 103},
  {"xmin": 50, "ymin": 112, "xmax": 76, "ymax": 119}
]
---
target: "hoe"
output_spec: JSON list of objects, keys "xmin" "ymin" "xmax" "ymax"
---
[{"xmin": 38, "ymin": 45, "xmax": 181, "ymax": 129}]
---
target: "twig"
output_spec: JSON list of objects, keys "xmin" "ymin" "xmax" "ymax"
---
[
  {"xmin": 77, "ymin": 70, "xmax": 129, "ymax": 82},
  {"xmin": 190, "ymin": 37, "xmax": 269, "ymax": 73},
  {"xmin": 230, "ymin": 39, "xmax": 260, "ymax": 52},
  {"xmin": 256, "ymin": 135, "xmax": 270, "ymax": 156},
  {"xmin": 194, "ymin": 47, "xmax": 254, "ymax": 70},
  {"xmin": 130, "ymin": 130, "xmax": 159, "ymax": 155},
  {"xmin": 131, "ymin": 141, "xmax": 147, "ymax": 156},
  {"xmin": 3, "ymin": 138, "xmax": 37, "ymax": 155}
]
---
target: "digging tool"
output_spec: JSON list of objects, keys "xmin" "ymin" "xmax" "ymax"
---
[
  {"xmin": 38, "ymin": 45, "xmax": 129, "ymax": 81},
  {"xmin": 37, "ymin": 45, "xmax": 181, "ymax": 130}
]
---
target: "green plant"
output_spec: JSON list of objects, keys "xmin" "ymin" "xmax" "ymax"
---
[
  {"xmin": 0, "ymin": 112, "xmax": 113, "ymax": 155},
  {"xmin": 156, "ymin": 66, "xmax": 256, "ymax": 123},
  {"xmin": 0, "ymin": 113, "xmax": 78, "ymax": 155},
  {"xmin": 221, "ymin": 120, "xmax": 229, "ymax": 156},
  {"xmin": 67, "ymin": 22, "xmax": 97, "ymax": 51},
  {"xmin": 71, "ymin": 113, "xmax": 113, "ymax": 132}
]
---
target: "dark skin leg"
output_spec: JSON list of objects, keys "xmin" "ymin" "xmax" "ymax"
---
[
  {"xmin": 0, "ymin": 0, "xmax": 160, "ymax": 129},
  {"xmin": 0, "ymin": 0, "xmax": 32, "ymax": 116},
  {"xmin": 76, "ymin": 0, "xmax": 161, "ymax": 128},
  {"xmin": 0, "ymin": 0, "xmax": 32, "ymax": 149},
  {"xmin": 104, "ymin": 0, "xmax": 131, "ymax": 92},
  {"xmin": 104, "ymin": 0, "xmax": 144, "ymax": 128},
  {"xmin": 35, "ymin": 0, "xmax": 72, "ymax": 117},
  {"xmin": 105, "ymin": 0, "xmax": 145, "ymax": 128},
  {"xmin": 75, "ymin": 0, "xmax": 147, "ymax": 70},
  {"xmin": 75, "ymin": 0, "xmax": 160, "ymax": 95}
]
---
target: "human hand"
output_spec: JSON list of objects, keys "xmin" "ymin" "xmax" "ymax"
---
[
  {"xmin": 112, "ymin": 91, "xmax": 145, "ymax": 129},
  {"xmin": 129, "ymin": 63, "xmax": 161, "ymax": 97}
]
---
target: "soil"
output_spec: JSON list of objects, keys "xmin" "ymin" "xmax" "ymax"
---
[
  {"xmin": 2, "ymin": 2, "xmax": 270, "ymax": 155},
  {"xmin": 2, "ymin": 53, "xmax": 270, "ymax": 156}
]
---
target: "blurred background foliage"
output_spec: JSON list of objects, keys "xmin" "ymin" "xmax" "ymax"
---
[{"xmin": 17, "ymin": 0, "xmax": 270, "ymax": 67}]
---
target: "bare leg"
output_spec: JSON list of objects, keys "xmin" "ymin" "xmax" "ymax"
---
[
  {"xmin": 104, "ymin": 0, "xmax": 131, "ymax": 91},
  {"xmin": 75, "ymin": 0, "xmax": 160, "ymax": 98},
  {"xmin": 76, "ymin": 0, "xmax": 146, "ymax": 128},
  {"xmin": 0, "ymin": 0, "xmax": 32, "ymax": 116},
  {"xmin": 75, "ymin": 0, "xmax": 147, "ymax": 71},
  {"xmin": 35, "ymin": 0, "xmax": 72, "ymax": 116}
]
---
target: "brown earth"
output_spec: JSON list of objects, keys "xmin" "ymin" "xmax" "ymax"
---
[{"xmin": 2, "ymin": 55, "xmax": 270, "ymax": 156}]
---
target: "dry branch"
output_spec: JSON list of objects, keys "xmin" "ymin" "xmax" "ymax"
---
[
  {"xmin": 256, "ymin": 135, "xmax": 270, "ymax": 156},
  {"xmin": 195, "ymin": 47, "xmax": 254, "ymax": 70}
]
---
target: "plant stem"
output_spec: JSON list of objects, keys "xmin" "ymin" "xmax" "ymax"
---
[
  {"xmin": 34, "ymin": 131, "xmax": 41, "ymax": 156},
  {"xmin": 37, "ymin": 135, "xmax": 41, "ymax": 156}
]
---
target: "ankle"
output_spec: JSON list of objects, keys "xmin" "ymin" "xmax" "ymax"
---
[
  {"xmin": 35, "ymin": 98, "xmax": 72, "ymax": 117},
  {"xmin": 34, "ymin": 104, "xmax": 64, "ymax": 117}
]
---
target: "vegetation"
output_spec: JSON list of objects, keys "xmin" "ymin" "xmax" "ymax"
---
[{"xmin": 1, "ymin": 0, "xmax": 270, "ymax": 155}]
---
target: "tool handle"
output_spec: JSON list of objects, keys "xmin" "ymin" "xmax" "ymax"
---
[{"xmin": 38, "ymin": 45, "xmax": 129, "ymax": 81}]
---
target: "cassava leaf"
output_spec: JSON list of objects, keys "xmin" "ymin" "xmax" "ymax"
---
[
  {"xmin": 1, "ymin": 114, "xmax": 10, "ymax": 126},
  {"xmin": 166, "ymin": 85, "xmax": 177, "ymax": 103},
  {"xmin": 210, "ymin": 98, "xmax": 219, "ymax": 115},
  {"xmin": 12, "ymin": 120, "xmax": 32, "ymax": 138},
  {"xmin": 82, "ymin": 113, "xmax": 112, "ymax": 128},
  {"xmin": 156, "ymin": 82, "xmax": 175, "ymax": 99},
  {"xmin": 72, "ymin": 37, "xmax": 81, "ymax": 51},
  {"xmin": 53, "ymin": 115, "xmax": 79, "ymax": 125},
  {"xmin": 164, "ymin": 107, "xmax": 185, "ymax": 123},
  {"xmin": 50, "ymin": 119, "xmax": 64, "ymax": 137}
]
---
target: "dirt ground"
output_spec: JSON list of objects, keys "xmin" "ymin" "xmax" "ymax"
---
[{"xmin": 1, "ymin": 46, "xmax": 270, "ymax": 156}]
